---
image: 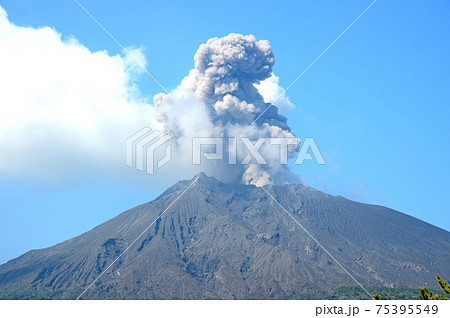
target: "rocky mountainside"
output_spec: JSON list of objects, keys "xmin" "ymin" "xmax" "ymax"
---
[{"xmin": 0, "ymin": 173, "xmax": 449, "ymax": 299}]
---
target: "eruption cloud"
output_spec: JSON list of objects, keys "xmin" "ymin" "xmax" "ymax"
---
[{"xmin": 154, "ymin": 33, "xmax": 302, "ymax": 186}]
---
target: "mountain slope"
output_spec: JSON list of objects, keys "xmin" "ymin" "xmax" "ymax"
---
[{"xmin": 0, "ymin": 173, "xmax": 449, "ymax": 299}]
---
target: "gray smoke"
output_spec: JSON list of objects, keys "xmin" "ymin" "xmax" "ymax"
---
[{"xmin": 154, "ymin": 33, "xmax": 301, "ymax": 185}]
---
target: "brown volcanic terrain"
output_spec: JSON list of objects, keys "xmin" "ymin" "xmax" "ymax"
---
[{"xmin": 0, "ymin": 173, "xmax": 449, "ymax": 299}]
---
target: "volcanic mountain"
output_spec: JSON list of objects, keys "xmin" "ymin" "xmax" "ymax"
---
[{"xmin": 0, "ymin": 173, "xmax": 449, "ymax": 299}]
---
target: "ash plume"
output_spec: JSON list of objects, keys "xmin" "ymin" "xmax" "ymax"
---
[{"xmin": 154, "ymin": 33, "xmax": 302, "ymax": 185}]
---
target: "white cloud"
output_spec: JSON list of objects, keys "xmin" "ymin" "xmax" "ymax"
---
[
  {"xmin": 0, "ymin": 9, "xmax": 301, "ymax": 187},
  {"xmin": 0, "ymin": 6, "xmax": 159, "ymax": 183},
  {"xmin": 254, "ymin": 74, "xmax": 295, "ymax": 115}
]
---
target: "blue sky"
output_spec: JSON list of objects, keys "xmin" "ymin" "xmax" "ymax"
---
[{"xmin": 0, "ymin": 0, "xmax": 449, "ymax": 264}]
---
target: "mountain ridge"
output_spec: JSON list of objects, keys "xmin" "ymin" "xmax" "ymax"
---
[{"xmin": 0, "ymin": 173, "xmax": 449, "ymax": 299}]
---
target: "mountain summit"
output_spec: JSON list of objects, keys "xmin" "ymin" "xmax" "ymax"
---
[{"xmin": 1, "ymin": 173, "xmax": 449, "ymax": 299}]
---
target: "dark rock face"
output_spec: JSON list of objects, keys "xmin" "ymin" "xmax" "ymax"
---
[{"xmin": 0, "ymin": 173, "xmax": 449, "ymax": 299}]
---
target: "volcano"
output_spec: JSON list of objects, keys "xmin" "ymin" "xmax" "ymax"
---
[{"xmin": 0, "ymin": 173, "xmax": 449, "ymax": 299}]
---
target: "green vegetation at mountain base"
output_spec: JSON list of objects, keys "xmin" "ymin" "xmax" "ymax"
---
[
  {"xmin": 329, "ymin": 286, "xmax": 426, "ymax": 300},
  {"xmin": 279, "ymin": 285, "xmax": 439, "ymax": 300}
]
